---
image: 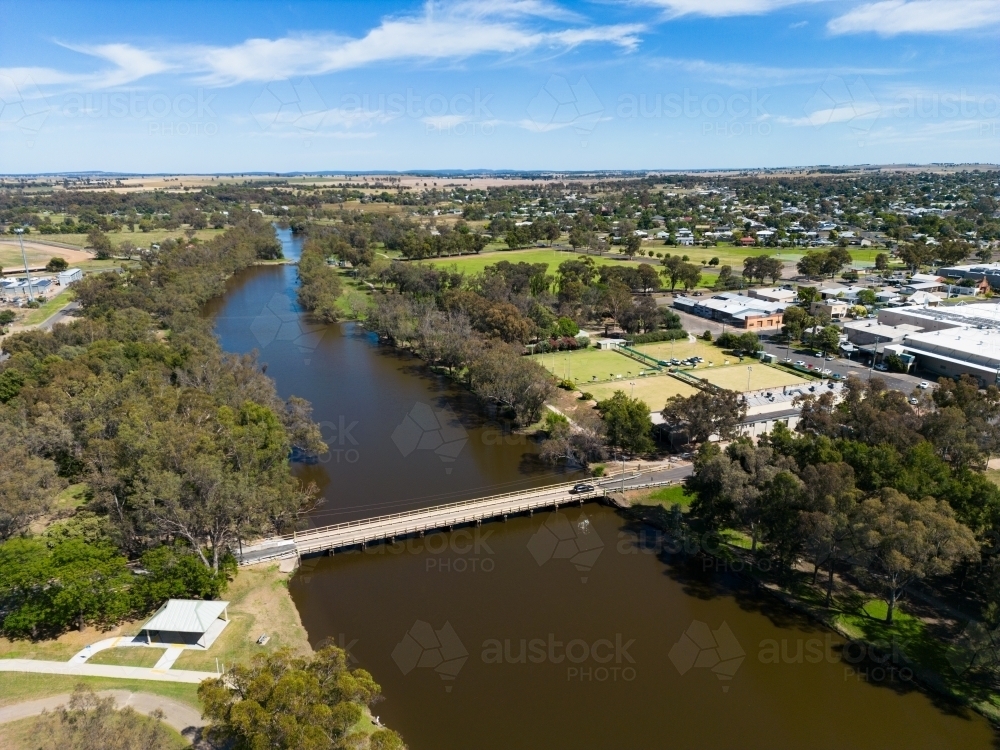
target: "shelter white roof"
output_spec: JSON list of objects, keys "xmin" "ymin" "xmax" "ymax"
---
[{"xmin": 142, "ymin": 599, "xmax": 229, "ymax": 634}]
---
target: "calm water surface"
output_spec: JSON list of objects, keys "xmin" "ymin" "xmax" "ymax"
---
[{"xmin": 206, "ymin": 229, "xmax": 997, "ymax": 750}]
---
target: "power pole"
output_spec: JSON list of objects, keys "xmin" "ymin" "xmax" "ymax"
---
[{"xmin": 15, "ymin": 228, "xmax": 34, "ymax": 302}]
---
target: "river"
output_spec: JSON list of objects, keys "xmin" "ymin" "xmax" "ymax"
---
[{"xmin": 205, "ymin": 228, "xmax": 997, "ymax": 750}]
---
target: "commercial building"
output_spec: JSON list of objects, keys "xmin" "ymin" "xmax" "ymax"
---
[
  {"xmin": 749, "ymin": 287, "xmax": 796, "ymax": 304},
  {"xmin": 673, "ymin": 292, "xmax": 785, "ymax": 330},
  {"xmin": 843, "ymin": 320, "xmax": 923, "ymax": 347},
  {"xmin": 939, "ymin": 263, "xmax": 1000, "ymax": 289},
  {"xmin": 811, "ymin": 299, "xmax": 850, "ymax": 321}
]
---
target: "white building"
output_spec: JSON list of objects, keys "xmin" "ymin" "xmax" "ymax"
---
[{"xmin": 58, "ymin": 268, "xmax": 83, "ymax": 285}]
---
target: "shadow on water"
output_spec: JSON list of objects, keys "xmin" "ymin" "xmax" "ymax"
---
[{"xmin": 618, "ymin": 513, "xmax": 999, "ymax": 733}]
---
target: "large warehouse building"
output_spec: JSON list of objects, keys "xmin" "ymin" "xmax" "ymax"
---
[{"xmin": 868, "ymin": 304, "xmax": 1000, "ymax": 385}]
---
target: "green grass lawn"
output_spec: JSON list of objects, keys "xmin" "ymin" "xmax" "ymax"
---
[
  {"xmin": 639, "ymin": 484, "xmax": 695, "ymax": 508},
  {"xmin": 633, "ymin": 339, "xmax": 724, "ymax": 366},
  {"xmin": 421, "ymin": 247, "xmax": 652, "ymax": 276},
  {"xmin": 536, "ymin": 347, "xmax": 650, "ymax": 385},
  {"xmin": 587, "ymin": 374, "xmax": 699, "ymax": 408},
  {"xmin": 695, "ymin": 363, "xmax": 811, "ymax": 392},
  {"xmin": 18, "ymin": 290, "xmax": 75, "ymax": 327},
  {"xmin": 86, "ymin": 647, "xmax": 164, "ymax": 668},
  {"xmin": 0, "ymin": 673, "xmax": 200, "ymax": 709}
]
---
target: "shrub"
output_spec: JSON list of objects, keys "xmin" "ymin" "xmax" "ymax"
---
[
  {"xmin": 701, "ymin": 330, "xmax": 712, "ymax": 341},
  {"xmin": 630, "ymin": 329, "xmax": 688, "ymax": 345},
  {"xmin": 591, "ymin": 464, "xmax": 606, "ymax": 477},
  {"xmin": 558, "ymin": 379, "xmax": 575, "ymax": 391},
  {"xmin": 579, "ymin": 392, "xmax": 593, "ymax": 401}
]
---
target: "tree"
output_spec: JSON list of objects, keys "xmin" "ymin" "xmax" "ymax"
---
[
  {"xmin": 0, "ymin": 441, "xmax": 62, "ymax": 539},
  {"xmin": 31, "ymin": 686, "xmax": 178, "ymax": 750},
  {"xmin": 602, "ymin": 280, "xmax": 634, "ymax": 330},
  {"xmin": 816, "ymin": 325, "xmax": 841, "ymax": 355},
  {"xmin": 467, "ymin": 341, "xmax": 553, "ymax": 425},
  {"xmin": 199, "ymin": 646, "xmax": 396, "ymax": 750},
  {"xmin": 45, "ymin": 256, "xmax": 68, "ymax": 272},
  {"xmin": 797, "ymin": 286, "xmax": 820, "ymax": 305},
  {"xmin": 86, "ymin": 228, "xmax": 114, "ymax": 259},
  {"xmin": 596, "ymin": 391, "xmax": 654, "ymax": 455},
  {"xmin": 874, "ymin": 253, "xmax": 890, "ymax": 271},
  {"xmin": 679, "ymin": 262, "xmax": 702, "ymax": 291},
  {"xmin": 781, "ymin": 305, "xmax": 812, "ymax": 342},
  {"xmin": 854, "ymin": 489, "xmax": 978, "ymax": 623},
  {"xmin": 661, "ymin": 389, "xmax": 747, "ymax": 445},
  {"xmin": 857, "ymin": 289, "xmax": 877, "ymax": 306}
]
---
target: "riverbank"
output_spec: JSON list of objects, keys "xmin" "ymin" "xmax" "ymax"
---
[{"xmin": 621, "ymin": 494, "xmax": 1000, "ymax": 726}]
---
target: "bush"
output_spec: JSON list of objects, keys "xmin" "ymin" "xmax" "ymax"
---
[
  {"xmin": 579, "ymin": 392, "xmax": 593, "ymax": 401},
  {"xmin": 532, "ymin": 336, "xmax": 589, "ymax": 354},
  {"xmin": 701, "ymin": 330, "xmax": 712, "ymax": 341},
  {"xmin": 630, "ymin": 329, "xmax": 688, "ymax": 345},
  {"xmin": 591, "ymin": 464, "xmax": 606, "ymax": 477},
  {"xmin": 558, "ymin": 379, "xmax": 575, "ymax": 391}
]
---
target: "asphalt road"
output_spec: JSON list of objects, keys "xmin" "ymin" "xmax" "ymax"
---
[{"xmin": 758, "ymin": 339, "xmax": 930, "ymax": 394}]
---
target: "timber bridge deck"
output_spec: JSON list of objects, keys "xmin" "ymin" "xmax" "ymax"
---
[{"xmin": 237, "ymin": 475, "xmax": 674, "ymax": 565}]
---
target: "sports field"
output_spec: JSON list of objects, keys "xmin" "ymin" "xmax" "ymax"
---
[
  {"xmin": 422, "ymin": 248, "xmax": 650, "ymax": 276},
  {"xmin": 694, "ymin": 364, "xmax": 810, "ymax": 392},
  {"xmin": 587, "ymin": 374, "xmax": 699, "ymax": 409},
  {"xmin": 536, "ymin": 347, "xmax": 652, "ymax": 384},
  {"xmin": 633, "ymin": 339, "xmax": 725, "ymax": 366},
  {"xmin": 0, "ymin": 240, "xmax": 92, "ymax": 269}
]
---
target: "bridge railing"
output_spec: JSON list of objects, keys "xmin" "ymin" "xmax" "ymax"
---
[{"xmin": 273, "ymin": 475, "xmax": 634, "ymax": 544}]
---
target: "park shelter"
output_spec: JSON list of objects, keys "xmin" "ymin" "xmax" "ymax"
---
[{"xmin": 140, "ymin": 599, "xmax": 230, "ymax": 648}]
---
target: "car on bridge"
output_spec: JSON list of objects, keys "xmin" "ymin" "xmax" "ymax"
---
[{"xmin": 570, "ymin": 483, "xmax": 596, "ymax": 494}]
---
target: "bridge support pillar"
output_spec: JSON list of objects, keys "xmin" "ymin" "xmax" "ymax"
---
[
  {"xmin": 476, "ymin": 519, "xmax": 481, "ymax": 527},
  {"xmin": 503, "ymin": 515, "xmax": 507, "ymax": 522},
  {"xmin": 419, "ymin": 531, "xmax": 424, "ymax": 538}
]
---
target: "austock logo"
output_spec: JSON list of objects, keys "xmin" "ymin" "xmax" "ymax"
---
[
  {"xmin": 391, "ymin": 403, "xmax": 468, "ymax": 474},
  {"xmin": 250, "ymin": 291, "xmax": 326, "ymax": 362},
  {"xmin": 669, "ymin": 620, "xmax": 745, "ymax": 692},
  {"xmin": 526, "ymin": 512, "xmax": 603, "ymax": 583},
  {"xmin": 391, "ymin": 620, "xmax": 469, "ymax": 692}
]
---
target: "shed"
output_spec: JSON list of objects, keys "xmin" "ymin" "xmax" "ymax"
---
[
  {"xmin": 58, "ymin": 268, "xmax": 83, "ymax": 285},
  {"xmin": 140, "ymin": 599, "xmax": 230, "ymax": 648}
]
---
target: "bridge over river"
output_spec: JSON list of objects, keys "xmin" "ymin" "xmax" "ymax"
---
[{"xmin": 237, "ymin": 467, "xmax": 692, "ymax": 565}]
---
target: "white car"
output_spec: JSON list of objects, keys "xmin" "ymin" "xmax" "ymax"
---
[
  {"xmin": 909, "ymin": 397, "xmax": 919, "ymax": 405},
  {"xmin": 794, "ymin": 360, "xmax": 805, "ymax": 367},
  {"xmin": 918, "ymin": 381, "xmax": 930, "ymax": 389}
]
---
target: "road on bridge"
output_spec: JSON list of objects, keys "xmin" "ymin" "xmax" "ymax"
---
[{"xmin": 239, "ymin": 464, "xmax": 694, "ymax": 565}]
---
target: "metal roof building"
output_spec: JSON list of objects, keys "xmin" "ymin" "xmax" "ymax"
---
[{"xmin": 140, "ymin": 599, "xmax": 230, "ymax": 648}]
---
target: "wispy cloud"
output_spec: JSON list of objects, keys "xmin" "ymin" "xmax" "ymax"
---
[
  {"xmin": 2, "ymin": 2, "xmax": 643, "ymax": 90},
  {"xmin": 635, "ymin": 0, "xmax": 825, "ymax": 18},
  {"xmin": 649, "ymin": 56, "xmax": 901, "ymax": 87},
  {"xmin": 828, "ymin": 0, "xmax": 1000, "ymax": 35}
]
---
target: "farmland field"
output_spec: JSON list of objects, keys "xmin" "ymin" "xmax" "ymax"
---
[
  {"xmin": 694, "ymin": 364, "xmax": 810, "ymax": 392},
  {"xmin": 0, "ymin": 240, "xmax": 92, "ymax": 269},
  {"xmin": 586, "ymin": 374, "xmax": 699, "ymax": 408}
]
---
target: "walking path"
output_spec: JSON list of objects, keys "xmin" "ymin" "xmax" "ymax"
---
[
  {"xmin": 153, "ymin": 646, "xmax": 186, "ymax": 671},
  {"xmin": 69, "ymin": 635, "xmax": 151, "ymax": 664},
  {"xmin": 0, "ymin": 690, "xmax": 205, "ymax": 734},
  {"xmin": 0, "ymin": 658, "xmax": 217, "ymax": 684}
]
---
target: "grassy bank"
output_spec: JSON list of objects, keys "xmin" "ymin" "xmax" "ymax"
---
[
  {"xmin": 0, "ymin": 673, "xmax": 200, "ymax": 709},
  {"xmin": 170, "ymin": 562, "xmax": 312, "ymax": 672}
]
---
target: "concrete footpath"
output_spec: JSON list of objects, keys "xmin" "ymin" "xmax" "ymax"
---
[
  {"xmin": 0, "ymin": 690, "xmax": 205, "ymax": 734},
  {"xmin": 0, "ymin": 658, "xmax": 217, "ymax": 684}
]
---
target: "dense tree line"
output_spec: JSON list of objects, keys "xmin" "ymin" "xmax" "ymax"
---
[
  {"xmin": 682, "ymin": 375, "xmax": 1000, "ymax": 623},
  {"xmin": 0, "ymin": 217, "xmax": 325, "ymax": 639}
]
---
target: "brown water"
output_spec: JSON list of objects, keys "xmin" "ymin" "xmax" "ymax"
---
[{"xmin": 208, "ymin": 229, "xmax": 997, "ymax": 750}]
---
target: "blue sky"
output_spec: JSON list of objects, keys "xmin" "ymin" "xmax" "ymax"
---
[{"xmin": 1, "ymin": 0, "xmax": 998, "ymax": 172}]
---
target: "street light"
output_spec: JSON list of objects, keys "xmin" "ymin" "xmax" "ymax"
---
[
  {"xmin": 14, "ymin": 228, "xmax": 34, "ymax": 302},
  {"xmin": 747, "ymin": 365, "xmax": 753, "ymax": 392}
]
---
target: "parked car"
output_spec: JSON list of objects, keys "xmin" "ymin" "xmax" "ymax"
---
[
  {"xmin": 875, "ymin": 364, "xmax": 888, "ymax": 372},
  {"xmin": 918, "ymin": 381, "xmax": 930, "ymax": 389},
  {"xmin": 794, "ymin": 360, "xmax": 806, "ymax": 367},
  {"xmin": 909, "ymin": 397, "xmax": 919, "ymax": 404}
]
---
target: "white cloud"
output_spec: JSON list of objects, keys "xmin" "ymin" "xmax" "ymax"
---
[
  {"xmin": 649, "ymin": 57, "xmax": 900, "ymax": 87},
  {"xmin": 11, "ymin": 2, "xmax": 643, "ymax": 89},
  {"xmin": 636, "ymin": 0, "xmax": 824, "ymax": 18},
  {"xmin": 828, "ymin": 0, "xmax": 1000, "ymax": 35}
]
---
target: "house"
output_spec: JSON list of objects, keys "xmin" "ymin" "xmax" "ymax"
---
[
  {"xmin": 58, "ymin": 268, "xmax": 83, "ymax": 285},
  {"xmin": 139, "ymin": 599, "xmax": 230, "ymax": 648},
  {"xmin": 901, "ymin": 281, "xmax": 945, "ymax": 295},
  {"xmin": 740, "ymin": 236, "xmax": 756, "ymax": 247},
  {"xmin": 811, "ymin": 299, "xmax": 850, "ymax": 321},
  {"xmin": 906, "ymin": 291, "xmax": 942, "ymax": 306}
]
